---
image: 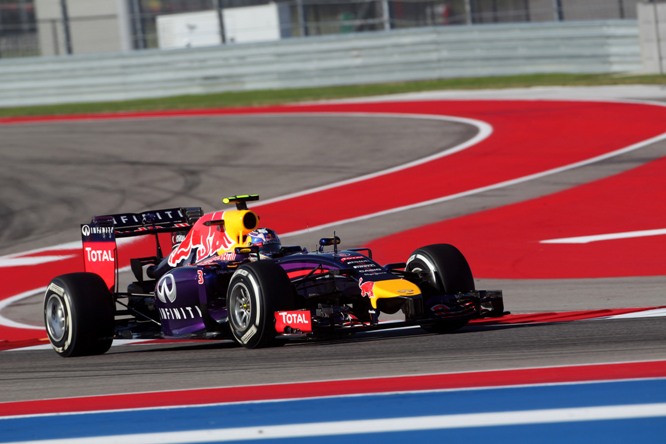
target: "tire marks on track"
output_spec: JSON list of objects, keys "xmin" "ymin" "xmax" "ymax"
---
[{"xmin": 1, "ymin": 99, "xmax": 665, "ymax": 345}]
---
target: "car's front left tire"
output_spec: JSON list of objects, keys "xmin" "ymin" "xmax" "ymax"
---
[{"xmin": 227, "ymin": 261, "xmax": 295, "ymax": 349}]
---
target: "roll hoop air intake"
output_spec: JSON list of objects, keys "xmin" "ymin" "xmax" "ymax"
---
[{"xmin": 222, "ymin": 194, "xmax": 260, "ymax": 245}]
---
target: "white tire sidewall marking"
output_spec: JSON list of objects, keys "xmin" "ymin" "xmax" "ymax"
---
[
  {"xmin": 230, "ymin": 269, "xmax": 262, "ymax": 344},
  {"xmin": 230, "ymin": 281, "xmax": 250, "ymax": 333},
  {"xmin": 408, "ymin": 253, "xmax": 437, "ymax": 284},
  {"xmin": 240, "ymin": 325, "xmax": 258, "ymax": 345},
  {"xmin": 247, "ymin": 273, "xmax": 261, "ymax": 328}
]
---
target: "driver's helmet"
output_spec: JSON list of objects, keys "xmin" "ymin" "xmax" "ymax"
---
[{"xmin": 248, "ymin": 228, "xmax": 282, "ymax": 256}]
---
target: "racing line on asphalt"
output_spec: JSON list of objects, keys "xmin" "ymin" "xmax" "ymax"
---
[{"xmin": 0, "ymin": 99, "xmax": 665, "ymax": 439}]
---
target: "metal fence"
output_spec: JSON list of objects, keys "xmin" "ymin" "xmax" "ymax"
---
[
  {"xmin": 0, "ymin": 0, "xmax": 650, "ymax": 58},
  {"xmin": 0, "ymin": 20, "xmax": 642, "ymax": 107}
]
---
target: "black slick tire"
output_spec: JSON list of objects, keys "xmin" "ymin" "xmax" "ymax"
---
[
  {"xmin": 43, "ymin": 272, "xmax": 115, "ymax": 357},
  {"xmin": 227, "ymin": 261, "xmax": 294, "ymax": 348},
  {"xmin": 406, "ymin": 244, "xmax": 475, "ymax": 333}
]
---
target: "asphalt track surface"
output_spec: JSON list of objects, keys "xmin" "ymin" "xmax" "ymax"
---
[{"xmin": 1, "ymin": 88, "xmax": 665, "ymax": 405}]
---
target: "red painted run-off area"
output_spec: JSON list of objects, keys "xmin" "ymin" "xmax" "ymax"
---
[
  {"xmin": 368, "ymin": 153, "xmax": 666, "ymax": 278},
  {"xmin": 1, "ymin": 360, "xmax": 665, "ymax": 417},
  {"xmin": 252, "ymin": 101, "xmax": 666, "ymax": 237},
  {"xmin": 1, "ymin": 100, "xmax": 665, "ymax": 343}
]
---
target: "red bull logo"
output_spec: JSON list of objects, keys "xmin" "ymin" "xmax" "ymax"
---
[
  {"xmin": 168, "ymin": 211, "xmax": 234, "ymax": 267},
  {"xmin": 430, "ymin": 304, "xmax": 450, "ymax": 318},
  {"xmin": 358, "ymin": 277, "xmax": 375, "ymax": 298}
]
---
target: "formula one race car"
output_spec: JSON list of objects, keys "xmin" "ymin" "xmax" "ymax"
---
[{"xmin": 44, "ymin": 194, "xmax": 504, "ymax": 357}]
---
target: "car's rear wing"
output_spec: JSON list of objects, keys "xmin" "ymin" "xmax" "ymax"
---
[
  {"xmin": 81, "ymin": 207, "xmax": 203, "ymax": 291},
  {"xmin": 89, "ymin": 207, "xmax": 203, "ymax": 238}
]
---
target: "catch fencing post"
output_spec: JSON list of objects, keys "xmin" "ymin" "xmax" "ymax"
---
[
  {"xmin": 381, "ymin": 0, "xmax": 391, "ymax": 30},
  {"xmin": 59, "ymin": 0, "xmax": 72, "ymax": 54},
  {"xmin": 296, "ymin": 0, "xmax": 307, "ymax": 36},
  {"xmin": 552, "ymin": 0, "xmax": 563, "ymax": 21},
  {"xmin": 213, "ymin": 0, "xmax": 226, "ymax": 43}
]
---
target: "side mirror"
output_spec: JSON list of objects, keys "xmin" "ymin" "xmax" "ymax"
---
[{"xmin": 318, "ymin": 236, "xmax": 341, "ymax": 252}]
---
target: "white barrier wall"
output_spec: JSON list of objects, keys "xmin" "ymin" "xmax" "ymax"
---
[
  {"xmin": 637, "ymin": 3, "xmax": 666, "ymax": 74},
  {"xmin": 0, "ymin": 20, "xmax": 641, "ymax": 107},
  {"xmin": 34, "ymin": 0, "xmax": 132, "ymax": 56}
]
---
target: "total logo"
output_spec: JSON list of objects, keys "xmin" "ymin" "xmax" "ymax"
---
[
  {"xmin": 274, "ymin": 310, "xmax": 313, "ymax": 333},
  {"xmin": 277, "ymin": 311, "xmax": 310, "ymax": 325},
  {"xmin": 84, "ymin": 247, "xmax": 115, "ymax": 262},
  {"xmin": 156, "ymin": 274, "xmax": 177, "ymax": 303}
]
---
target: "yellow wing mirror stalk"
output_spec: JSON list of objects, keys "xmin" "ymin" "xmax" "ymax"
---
[{"xmin": 222, "ymin": 194, "xmax": 259, "ymax": 210}]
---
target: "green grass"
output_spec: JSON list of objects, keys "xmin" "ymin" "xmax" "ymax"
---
[{"xmin": 1, "ymin": 73, "xmax": 665, "ymax": 118}]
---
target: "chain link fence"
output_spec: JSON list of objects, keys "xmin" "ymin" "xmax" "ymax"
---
[{"xmin": 0, "ymin": 0, "xmax": 654, "ymax": 58}]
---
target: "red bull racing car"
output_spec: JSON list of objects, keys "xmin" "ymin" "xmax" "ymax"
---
[{"xmin": 44, "ymin": 194, "xmax": 504, "ymax": 357}]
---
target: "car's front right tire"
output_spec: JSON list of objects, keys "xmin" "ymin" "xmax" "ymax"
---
[{"xmin": 406, "ymin": 244, "xmax": 475, "ymax": 333}]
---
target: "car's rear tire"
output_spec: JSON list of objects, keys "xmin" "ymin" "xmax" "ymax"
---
[
  {"xmin": 227, "ymin": 261, "xmax": 295, "ymax": 348},
  {"xmin": 406, "ymin": 244, "xmax": 475, "ymax": 333},
  {"xmin": 43, "ymin": 272, "xmax": 115, "ymax": 357}
]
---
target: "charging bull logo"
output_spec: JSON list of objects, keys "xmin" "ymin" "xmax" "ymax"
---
[
  {"xmin": 168, "ymin": 211, "xmax": 233, "ymax": 267},
  {"xmin": 430, "ymin": 304, "xmax": 451, "ymax": 318},
  {"xmin": 358, "ymin": 277, "xmax": 375, "ymax": 298}
]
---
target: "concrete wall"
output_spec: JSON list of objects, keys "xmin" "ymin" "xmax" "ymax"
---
[
  {"xmin": 638, "ymin": 2, "xmax": 666, "ymax": 74},
  {"xmin": 35, "ymin": 0, "xmax": 132, "ymax": 56}
]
